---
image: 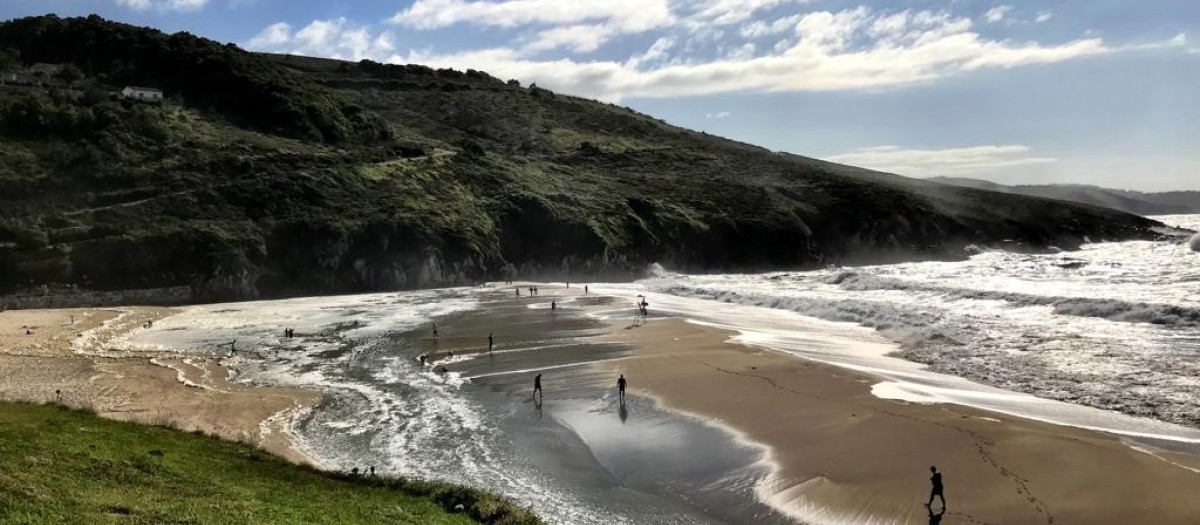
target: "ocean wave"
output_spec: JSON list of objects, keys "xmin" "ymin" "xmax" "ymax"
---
[{"xmin": 821, "ymin": 270, "xmax": 1200, "ymax": 327}]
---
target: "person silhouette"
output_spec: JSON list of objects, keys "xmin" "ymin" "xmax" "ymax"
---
[
  {"xmin": 925, "ymin": 466, "xmax": 946, "ymax": 509},
  {"xmin": 488, "ymin": 332, "xmax": 494, "ymax": 352},
  {"xmin": 617, "ymin": 374, "xmax": 627, "ymax": 404},
  {"xmin": 533, "ymin": 373, "xmax": 543, "ymax": 404},
  {"xmin": 927, "ymin": 505, "xmax": 945, "ymax": 525}
]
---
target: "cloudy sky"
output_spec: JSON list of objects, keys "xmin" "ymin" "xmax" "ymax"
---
[{"xmin": 5, "ymin": 1, "xmax": 1199, "ymax": 191}]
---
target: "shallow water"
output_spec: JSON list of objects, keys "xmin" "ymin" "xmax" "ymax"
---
[{"xmin": 121, "ymin": 289, "xmax": 787, "ymax": 525}]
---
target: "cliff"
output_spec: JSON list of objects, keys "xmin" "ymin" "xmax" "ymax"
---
[{"xmin": 0, "ymin": 15, "xmax": 1166, "ymax": 303}]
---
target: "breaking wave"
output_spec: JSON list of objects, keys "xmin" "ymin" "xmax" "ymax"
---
[{"xmin": 641, "ymin": 217, "xmax": 1200, "ymax": 429}]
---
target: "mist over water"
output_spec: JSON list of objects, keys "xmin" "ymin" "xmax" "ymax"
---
[{"xmin": 639, "ymin": 214, "xmax": 1200, "ymax": 430}]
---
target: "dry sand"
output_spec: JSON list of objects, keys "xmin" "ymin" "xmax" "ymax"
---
[
  {"xmin": 597, "ymin": 316, "xmax": 1200, "ymax": 525},
  {"xmin": 0, "ymin": 307, "xmax": 320, "ymax": 464}
]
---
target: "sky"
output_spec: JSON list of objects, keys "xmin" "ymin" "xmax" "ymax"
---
[{"xmin": 3, "ymin": 1, "xmax": 1199, "ymax": 191}]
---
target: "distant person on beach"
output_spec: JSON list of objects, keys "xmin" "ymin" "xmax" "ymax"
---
[
  {"xmin": 432, "ymin": 323, "xmax": 439, "ymax": 339},
  {"xmin": 925, "ymin": 466, "xmax": 946, "ymax": 508},
  {"xmin": 488, "ymin": 332, "xmax": 494, "ymax": 352},
  {"xmin": 584, "ymin": 285, "xmax": 588, "ymax": 295},
  {"xmin": 617, "ymin": 374, "xmax": 627, "ymax": 404},
  {"xmin": 534, "ymin": 373, "xmax": 543, "ymax": 403},
  {"xmin": 551, "ymin": 301, "xmax": 557, "ymax": 310},
  {"xmin": 516, "ymin": 288, "xmax": 520, "ymax": 297}
]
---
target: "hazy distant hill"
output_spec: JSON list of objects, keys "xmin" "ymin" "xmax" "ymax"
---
[
  {"xmin": 928, "ymin": 177, "xmax": 1200, "ymax": 217},
  {"xmin": 0, "ymin": 15, "xmax": 1166, "ymax": 302}
]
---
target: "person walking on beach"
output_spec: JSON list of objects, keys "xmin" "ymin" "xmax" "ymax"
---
[
  {"xmin": 488, "ymin": 332, "xmax": 494, "ymax": 352},
  {"xmin": 925, "ymin": 466, "xmax": 946, "ymax": 509},
  {"xmin": 584, "ymin": 285, "xmax": 588, "ymax": 295},
  {"xmin": 551, "ymin": 300, "xmax": 557, "ymax": 311},
  {"xmin": 432, "ymin": 322, "xmax": 439, "ymax": 339},
  {"xmin": 617, "ymin": 374, "xmax": 627, "ymax": 404},
  {"xmin": 533, "ymin": 373, "xmax": 543, "ymax": 404}
]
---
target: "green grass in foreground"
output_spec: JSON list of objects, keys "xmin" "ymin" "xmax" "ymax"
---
[{"xmin": 0, "ymin": 402, "xmax": 542, "ymax": 525}]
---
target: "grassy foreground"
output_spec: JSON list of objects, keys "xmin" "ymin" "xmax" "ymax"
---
[{"xmin": 0, "ymin": 402, "xmax": 542, "ymax": 525}]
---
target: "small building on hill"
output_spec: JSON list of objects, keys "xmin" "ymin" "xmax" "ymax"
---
[
  {"xmin": 27, "ymin": 63, "xmax": 64, "ymax": 77},
  {"xmin": 121, "ymin": 86, "xmax": 163, "ymax": 102}
]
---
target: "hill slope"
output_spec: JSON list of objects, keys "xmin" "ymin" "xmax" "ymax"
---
[
  {"xmin": 0, "ymin": 402, "xmax": 540, "ymax": 525},
  {"xmin": 0, "ymin": 15, "xmax": 1165, "ymax": 303},
  {"xmin": 929, "ymin": 177, "xmax": 1200, "ymax": 217}
]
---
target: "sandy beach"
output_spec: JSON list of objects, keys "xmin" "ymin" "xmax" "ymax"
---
[
  {"xmin": 5, "ymin": 285, "xmax": 1200, "ymax": 524},
  {"xmin": 593, "ymin": 307, "xmax": 1200, "ymax": 524},
  {"xmin": 0, "ymin": 306, "xmax": 320, "ymax": 464}
]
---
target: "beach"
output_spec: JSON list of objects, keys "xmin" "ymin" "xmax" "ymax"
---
[
  {"xmin": 3, "ymin": 284, "xmax": 1200, "ymax": 524},
  {"xmin": 597, "ymin": 315, "xmax": 1200, "ymax": 524},
  {"xmin": 0, "ymin": 306, "xmax": 320, "ymax": 465}
]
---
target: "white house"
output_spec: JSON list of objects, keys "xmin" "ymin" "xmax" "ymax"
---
[{"xmin": 122, "ymin": 86, "xmax": 164, "ymax": 102}]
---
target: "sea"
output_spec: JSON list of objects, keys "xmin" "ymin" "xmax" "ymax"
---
[{"xmin": 118, "ymin": 214, "xmax": 1200, "ymax": 524}]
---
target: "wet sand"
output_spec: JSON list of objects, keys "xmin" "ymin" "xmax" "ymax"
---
[
  {"xmin": 0, "ymin": 307, "xmax": 320, "ymax": 464},
  {"xmin": 6, "ymin": 285, "xmax": 1200, "ymax": 524},
  {"xmin": 590, "ymin": 302, "xmax": 1200, "ymax": 524}
]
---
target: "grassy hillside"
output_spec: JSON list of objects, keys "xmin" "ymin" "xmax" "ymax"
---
[
  {"xmin": 0, "ymin": 402, "xmax": 541, "ymax": 525},
  {"xmin": 0, "ymin": 15, "xmax": 1164, "ymax": 302},
  {"xmin": 929, "ymin": 177, "xmax": 1200, "ymax": 216}
]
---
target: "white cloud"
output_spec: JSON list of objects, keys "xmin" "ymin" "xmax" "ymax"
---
[
  {"xmin": 626, "ymin": 37, "xmax": 675, "ymax": 69},
  {"xmin": 706, "ymin": 111, "xmax": 732, "ymax": 118},
  {"xmin": 740, "ymin": 14, "xmax": 803, "ymax": 38},
  {"xmin": 726, "ymin": 42, "xmax": 756, "ymax": 60},
  {"xmin": 823, "ymin": 145, "xmax": 1058, "ymax": 176},
  {"xmin": 116, "ymin": 0, "xmax": 208, "ymax": 11},
  {"xmin": 390, "ymin": 0, "xmax": 673, "ymax": 32},
  {"xmin": 245, "ymin": 6, "xmax": 1184, "ymax": 103},
  {"xmin": 382, "ymin": 7, "xmax": 1121, "ymax": 101},
  {"xmin": 983, "ymin": 5, "xmax": 1012, "ymax": 24},
  {"xmin": 246, "ymin": 18, "xmax": 397, "ymax": 61},
  {"xmin": 525, "ymin": 24, "xmax": 616, "ymax": 53},
  {"xmin": 1035, "ymin": 11, "xmax": 1053, "ymax": 24},
  {"xmin": 690, "ymin": 0, "xmax": 810, "ymax": 25}
]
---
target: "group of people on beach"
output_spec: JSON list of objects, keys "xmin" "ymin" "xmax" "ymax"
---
[
  {"xmin": 532, "ymin": 373, "xmax": 627, "ymax": 407},
  {"xmin": 283, "ymin": 328, "xmax": 296, "ymax": 339}
]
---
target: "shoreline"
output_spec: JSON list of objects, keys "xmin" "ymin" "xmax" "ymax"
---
[
  {"xmin": 585, "ymin": 296, "xmax": 1200, "ymax": 524},
  {"xmin": 5, "ymin": 284, "xmax": 1200, "ymax": 524},
  {"xmin": 0, "ymin": 306, "xmax": 321, "ymax": 465}
]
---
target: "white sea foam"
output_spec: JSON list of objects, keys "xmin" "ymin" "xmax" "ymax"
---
[
  {"xmin": 607, "ymin": 215, "xmax": 1200, "ymax": 434},
  {"xmin": 121, "ymin": 287, "xmax": 638, "ymax": 525}
]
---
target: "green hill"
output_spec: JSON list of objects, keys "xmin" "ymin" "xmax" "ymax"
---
[
  {"xmin": 927, "ymin": 177, "xmax": 1200, "ymax": 217},
  {"xmin": 0, "ymin": 402, "xmax": 540, "ymax": 525},
  {"xmin": 0, "ymin": 15, "xmax": 1164, "ymax": 302}
]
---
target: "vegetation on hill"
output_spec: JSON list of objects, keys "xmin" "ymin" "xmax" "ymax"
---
[
  {"xmin": 0, "ymin": 402, "xmax": 542, "ymax": 525},
  {"xmin": 927, "ymin": 177, "xmax": 1200, "ymax": 217},
  {"xmin": 0, "ymin": 15, "xmax": 1166, "ymax": 302}
]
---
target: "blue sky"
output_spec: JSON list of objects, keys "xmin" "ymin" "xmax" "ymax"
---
[{"xmin": 4, "ymin": 0, "xmax": 1199, "ymax": 191}]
